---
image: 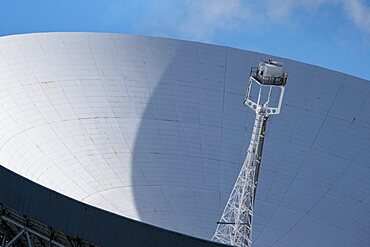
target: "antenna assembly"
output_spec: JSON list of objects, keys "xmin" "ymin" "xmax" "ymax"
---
[{"xmin": 213, "ymin": 59, "xmax": 288, "ymax": 247}]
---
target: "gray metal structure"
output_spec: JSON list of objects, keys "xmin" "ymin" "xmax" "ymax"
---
[
  {"xmin": 0, "ymin": 165, "xmax": 228, "ymax": 247},
  {"xmin": 213, "ymin": 60, "xmax": 288, "ymax": 246},
  {"xmin": 0, "ymin": 204, "xmax": 95, "ymax": 247},
  {"xmin": 0, "ymin": 33, "xmax": 369, "ymax": 246}
]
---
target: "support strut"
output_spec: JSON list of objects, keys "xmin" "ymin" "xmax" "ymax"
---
[{"xmin": 213, "ymin": 59, "xmax": 288, "ymax": 247}]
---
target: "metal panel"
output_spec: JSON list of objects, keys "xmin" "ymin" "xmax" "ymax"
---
[
  {"xmin": 0, "ymin": 33, "xmax": 369, "ymax": 246},
  {"xmin": 0, "ymin": 165, "xmax": 228, "ymax": 247}
]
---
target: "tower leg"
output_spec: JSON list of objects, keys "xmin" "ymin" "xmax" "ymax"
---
[{"xmin": 212, "ymin": 109, "xmax": 267, "ymax": 247}]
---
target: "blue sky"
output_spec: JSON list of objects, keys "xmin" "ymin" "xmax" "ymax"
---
[{"xmin": 0, "ymin": 0, "xmax": 369, "ymax": 80}]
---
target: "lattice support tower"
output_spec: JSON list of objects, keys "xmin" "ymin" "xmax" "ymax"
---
[
  {"xmin": 0, "ymin": 204, "xmax": 97, "ymax": 247},
  {"xmin": 213, "ymin": 59, "xmax": 288, "ymax": 247}
]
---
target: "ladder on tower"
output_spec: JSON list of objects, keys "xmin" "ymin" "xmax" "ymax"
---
[{"xmin": 212, "ymin": 59, "xmax": 288, "ymax": 247}]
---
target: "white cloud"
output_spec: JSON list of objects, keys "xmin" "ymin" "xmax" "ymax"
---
[
  {"xmin": 176, "ymin": 0, "xmax": 250, "ymax": 41},
  {"xmin": 160, "ymin": 0, "xmax": 342, "ymax": 40},
  {"xmin": 105, "ymin": 0, "xmax": 370, "ymax": 41},
  {"xmin": 344, "ymin": 0, "xmax": 370, "ymax": 33},
  {"xmin": 261, "ymin": 0, "xmax": 370, "ymax": 34},
  {"xmin": 262, "ymin": 0, "xmax": 336, "ymax": 19}
]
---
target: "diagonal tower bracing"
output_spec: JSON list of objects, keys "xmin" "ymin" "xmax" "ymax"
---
[{"xmin": 213, "ymin": 59, "xmax": 288, "ymax": 247}]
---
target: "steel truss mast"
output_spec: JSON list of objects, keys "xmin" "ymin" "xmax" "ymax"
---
[{"xmin": 213, "ymin": 59, "xmax": 288, "ymax": 247}]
